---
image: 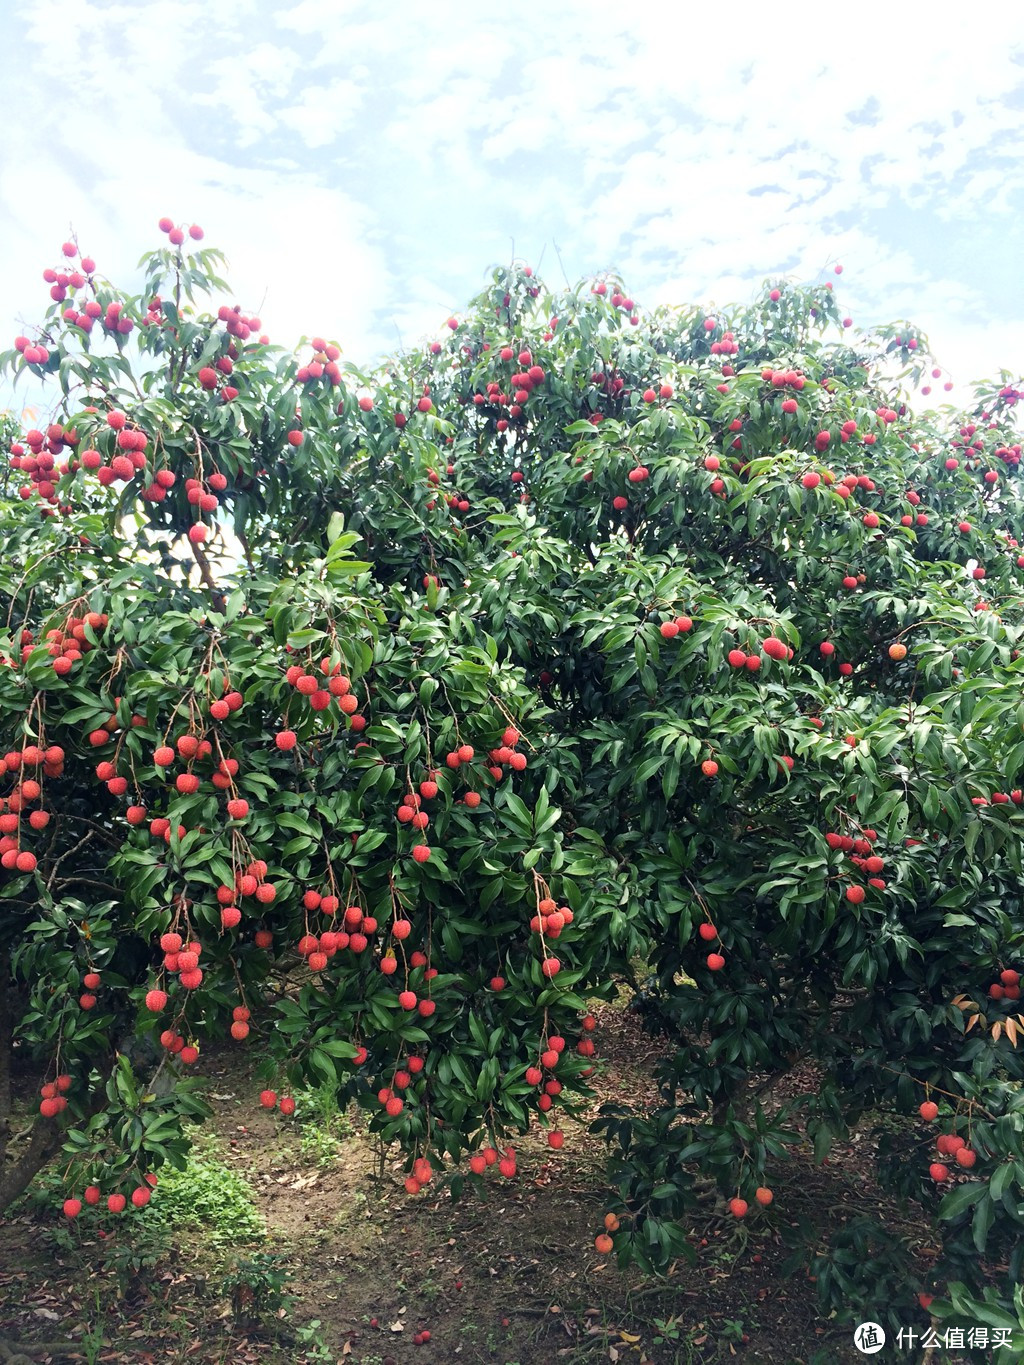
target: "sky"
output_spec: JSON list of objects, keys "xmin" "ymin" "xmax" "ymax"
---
[{"xmin": 2, "ymin": 1, "xmax": 1023, "ymax": 421}]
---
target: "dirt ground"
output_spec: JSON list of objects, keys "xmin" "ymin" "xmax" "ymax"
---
[{"xmin": 0, "ymin": 1003, "xmax": 938, "ymax": 1365}]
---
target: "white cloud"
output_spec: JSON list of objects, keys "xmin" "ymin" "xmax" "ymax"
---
[
  {"xmin": 274, "ymin": 0, "xmax": 364, "ymax": 35},
  {"xmin": 275, "ymin": 79, "xmax": 366, "ymax": 148},
  {"xmin": 194, "ymin": 43, "xmax": 304, "ymax": 146},
  {"xmin": 1, "ymin": 0, "xmax": 1022, "ymax": 408},
  {"xmin": 219, "ymin": 182, "xmax": 391, "ymax": 353}
]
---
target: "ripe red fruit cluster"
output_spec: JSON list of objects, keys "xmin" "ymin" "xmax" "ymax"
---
[
  {"xmin": 726, "ymin": 647, "xmax": 762, "ymax": 672},
  {"xmin": 987, "ymin": 967, "xmax": 1022, "ymax": 1001},
  {"xmin": 74, "ymin": 968, "xmax": 101, "ymax": 1009},
  {"xmin": 709, "ymin": 329, "xmax": 738, "ymax": 357},
  {"xmin": 15, "ymin": 335, "xmax": 52, "ymax": 366},
  {"xmin": 158, "ymin": 932, "xmax": 182, "ymax": 971},
  {"xmin": 397, "ymin": 787, "xmax": 433, "ymax": 831},
  {"xmin": 159, "ymin": 929, "xmax": 204, "ymax": 990},
  {"xmin": 469, "ymin": 1141, "xmax": 521, "ymax": 1184},
  {"xmin": 296, "ymin": 902, "xmax": 378, "ymax": 974},
  {"xmin": 931, "ymin": 1130, "xmax": 977, "ymax": 1174},
  {"xmin": 284, "ymin": 655, "xmax": 358, "ymax": 718},
  {"xmin": 487, "ymin": 725, "xmax": 528, "ymax": 779},
  {"xmin": 61, "ymin": 416, "xmax": 156, "ymax": 495},
  {"xmin": 62, "ymin": 1173, "xmax": 157, "ymax": 1218},
  {"xmin": 825, "ymin": 826, "xmax": 883, "ymax": 900},
  {"xmin": 150, "ymin": 711, "xmax": 246, "ymax": 808},
  {"xmin": 0, "ymin": 742, "xmax": 64, "ymax": 820},
  {"xmin": 525, "ymin": 1033, "xmax": 569, "ymax": 1115},
  {"xmin": 197, "ymin": 353, "xmax": 244, "ymax": 401},
  {"xmin": 215, "ymin": 301, "xmax": 263, "ymax": 341},
  {"xmin": 39, "ymin": 1074, "xmax": 72, "ymax": 1118},
  {"xmin": 296, "ymin": 337, "xmax": 342, "ymax": 387},
  {"xmin": 402, "ymin": 1156, "xmax": 434, "ymax": 1194},
  {"xmin": 375, "ymin": 1080, "xmax": 402, "ymax": 1117},
  {"xmin": 9, "ymin": 607, "xmax": 109, "ymax": 678},
  {"xmin": 159, "ymin": 1027, "xmax": 188, "ymax": 1056},
  {"xmin": 468, "ymin": 1145, "xmax": 500, "ymax": 1176},
  {"xmin": 445, "ymin": 741, "xmax": 475, "ymax": 768},
  {"xmin": 220, "ymin": 860, "xmax": 278, "ymax": 908},
  {"xmin": 396, "ymin": 975, "xmax": 436, "ymax": 1015},
  {"xmin": 230, "ymin": 1005, "xmax": 251, "ymax": 1039},
  {"xmin": 183, "ymin": 473, "xmax": 228, "ymax": 520},
  {"xmin": 159, "ymin": 217, "xmax": 204, "ymax": 245},
  {"xmin": 761, "ymin": 367, "xmax": 806, "ymax": 391},
  {"xmin": 530, "ymin": 895, "xmax": 575, "ymax": 944},
  {"xmin": 8, "ymin": 422, "xmax": 75, "ymax": 511},
  {"xmin": 659, "ymin": 612, "xmax": 693, "ymax": 638},
  {"xmin": 23, "ymin": 243, "xmax": 108, "ymax": 348}
]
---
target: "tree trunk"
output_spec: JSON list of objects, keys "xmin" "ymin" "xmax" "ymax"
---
[
  {"xmin": 0, "ymin": 1120, "xmax": 62, "ymax": 1214},
  {"xmin": 0, "ymin": 950, "xmax": 11, "ymax": 1121},
  {"xmin": 0, "ymin": 953, "xmax": 62, "ymax": 1214}
]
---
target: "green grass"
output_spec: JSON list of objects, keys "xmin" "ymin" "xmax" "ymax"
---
[
  {"xmin": 21, "ymin": 1124, "xmax": 264, "ymax": 1248},
  {"xmin": 146, "ymin": 1129, "xmax": 265, "ymax": 1245},
  {"xmin": 293, "ymin": 1080, "xmax": 355, "ymax": 1169}
]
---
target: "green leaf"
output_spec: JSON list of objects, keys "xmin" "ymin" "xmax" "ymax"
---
[{"xmin": 938, "ymin": 1181, "xmax": 986, "ymax": 1221}]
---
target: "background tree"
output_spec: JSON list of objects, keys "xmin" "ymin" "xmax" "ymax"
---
[{"xmin": 2, "ymin": 224, "xmax": 1022, "ymax": 1344}]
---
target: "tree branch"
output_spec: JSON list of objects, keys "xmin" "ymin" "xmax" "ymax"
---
[
  {"xmin": 237, "ymin": 530, "xmax": 256, "ymax": 574},
  {"xmin": 56, "ymin": 813, "xmax": 122, "ymax": 849},
  {"xmin": 0, "ymin": 1118, "xmax": 62, "ymax": 1215},
  {"xmin": 187, "ymin": 537, "xmax": 226, "ymax": 610},
  {"xmin": 45, "ymin": 831, "xmax": 95, "ymax": 891},
  {"xmin": 0, "ymin": 953, "xmax": 12, "ymax": 1147},
  {"xmin": 50, "ymin": 877, "xmax": 122, "ymax": 898}
]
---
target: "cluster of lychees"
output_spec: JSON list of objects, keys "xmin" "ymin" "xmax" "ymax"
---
[
  {"xmin": 283, "ymin": 656, "xmax": 363, "ymax": 728},
  {"xmin": 823, "ymin": 826, "xmax": 884, "ymax": 904},
  {"xmin": 0, "ymin": 743, "xmax": 65, "ymax": 870},
  {"xmin": 296, "ymin": 900, "xmax": 380, "ymax": 974},
  {"xmin": 296, "ymin": 336, "xmax": 342, "ymax": 386},
  {"xmin": 62, "ymin": 1172, "xmax": 159, "ymax": 1219}
]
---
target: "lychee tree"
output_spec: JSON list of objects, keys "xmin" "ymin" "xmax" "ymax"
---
[
  {"xmin": 368, "ymin": 272, "xmax": 1024, "ymax": 1334},
  {"xmin": 2, "ymin": 226, "xmax": 1024, "ymax": 1343},
  {"xmin": 0, "ymin": 232, "xmax": 621, "ymax": 1221}
]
